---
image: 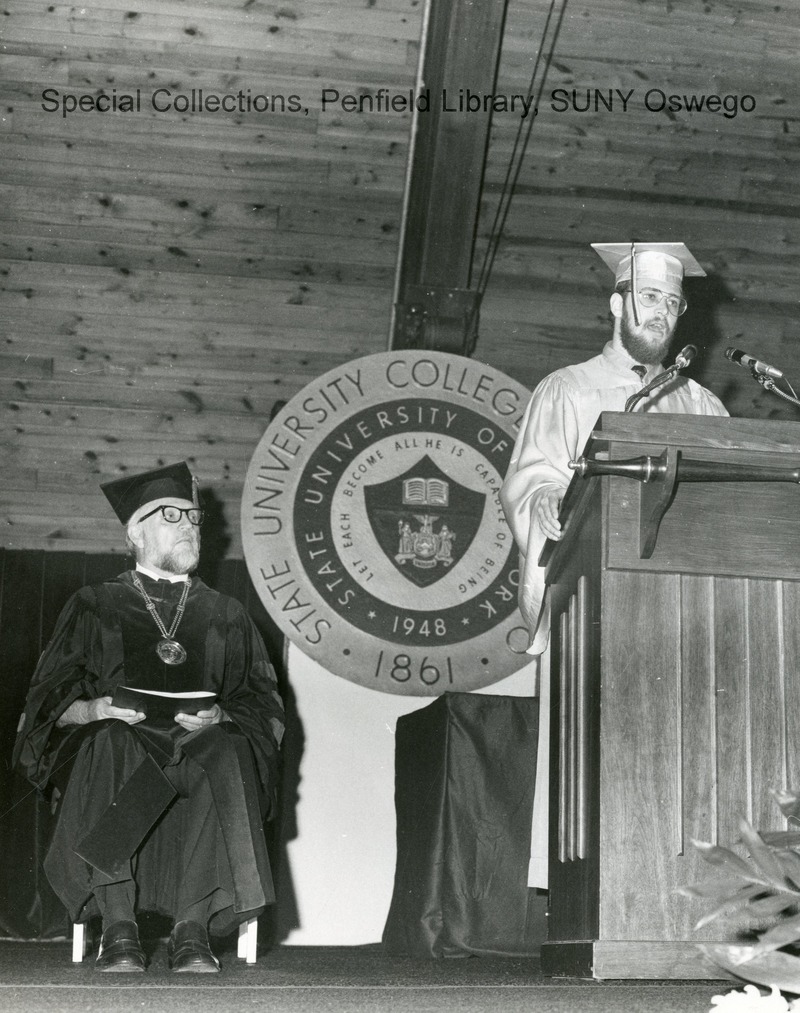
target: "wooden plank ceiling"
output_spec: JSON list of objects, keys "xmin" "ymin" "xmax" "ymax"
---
[
  {"xmin": 1, "ymin": 0, "xmax": 422, "ymax": 553},
  {"xmin": 1, "ymin": 0, "xmax": 799, "ymax": 556}
]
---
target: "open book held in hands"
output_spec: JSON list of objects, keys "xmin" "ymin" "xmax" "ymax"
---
[{"xmin": 112, "ymin": 686, "xmax": 217, "ymax": 719}]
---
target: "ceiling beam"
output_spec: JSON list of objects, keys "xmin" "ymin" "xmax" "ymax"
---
[{"xmin": 391, "ymin": 0, "xmax": 510, "ymax": 355}]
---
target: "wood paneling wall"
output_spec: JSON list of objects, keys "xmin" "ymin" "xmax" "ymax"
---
[
  {"xmin": 0, "ymin": 0, "xmax": 422, "ymax": 554},
  {"xmin": 2, "ymin": 0, "xmax": 799, "ymax": 555}
]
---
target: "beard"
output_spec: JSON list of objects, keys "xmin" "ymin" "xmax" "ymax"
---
[
  {"xmin": 619, "ymin": 302, "xmax": 675, "ymax": 365},
  {"xmin": 155, "ymin": 535, "xmax": 200, "ymax": 575}
]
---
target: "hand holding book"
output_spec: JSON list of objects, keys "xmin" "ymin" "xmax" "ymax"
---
[{"xmin": 111, "ymin": 686, "xmax": 218, "ymax": 721}]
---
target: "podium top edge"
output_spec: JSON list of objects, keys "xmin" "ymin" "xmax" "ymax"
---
[{"xmin": 591, "ymin": 412, "xmax": 800, "ymax": 454}]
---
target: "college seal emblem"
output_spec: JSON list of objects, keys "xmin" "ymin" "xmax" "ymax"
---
[
  {"xmin": 364, "ymin": 456, "xmax": 484, "ymax": 588},
  {"xmin": 241, "ymin": 351, "xmax": 532, "ymax": 695}
]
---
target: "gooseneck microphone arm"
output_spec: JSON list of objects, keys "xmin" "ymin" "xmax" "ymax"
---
[
  {"xmin": 624, "ymin": 345, "xmax": 697, "ymax": 413},
  {"xmin": 752, "ymin": 372, "xmax": 800, "ymax": 409}
]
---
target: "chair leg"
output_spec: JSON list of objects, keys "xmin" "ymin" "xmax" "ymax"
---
[
  {"xmin": 72, "ymin": 922, "xmax": 87, "ymax": 963},
  {"xmin": 237, "ymin": 917, "xmax": 257, "ymax": 963}
]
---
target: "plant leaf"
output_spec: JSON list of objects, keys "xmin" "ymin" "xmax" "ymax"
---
[
  {"xmin": 776, "ymin": 851, "xmax": 800, "ymax": 890},
  {"xmin": 749, "ymin": 912, "xmax": 800, "ymax": 957},
  {"xmin": 772, "ymin": 788, "xmax": 800, "ymax": 821},
  {"xmin": 681, "ymin": 876, "xmax": 764, "ymax": 900},
  {"xmin": 693, "ymin": 884, "xmax": 765, "ymax": 929},
  {"xmin": 700, "ymin": 945, "xmax": 800, "ymax": 993},
  {"xmin": 738, "ymin": 819, "xmax": 791, "ymax": 889},
  {"xmin": 747, "ymin": 893, "xmax": 800, "ymax": 918},
  {"xmin": 761, "ymin": 831, "xmax": 800, "ymax": 848},
  {"xmin": 692, "ymin": 838, "xmax": 758, "ymax": 877}
]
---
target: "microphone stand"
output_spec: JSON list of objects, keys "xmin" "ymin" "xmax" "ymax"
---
[{"xmin": 752, "ymin": 371, "xmax": 800, "ymax": 409}]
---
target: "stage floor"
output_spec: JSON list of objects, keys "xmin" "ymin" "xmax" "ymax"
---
[{"xmin": 0, "ymin": 939, "xmax": 739, "ymax": 1013}]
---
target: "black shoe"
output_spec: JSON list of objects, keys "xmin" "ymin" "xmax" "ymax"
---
[
  {"xmin": 167, "ymin": 920, "xmax": 220, "ymax": 973},
  {"xmin": 94, "ymin": 919, "xmax": 146, "ymax": 972}
]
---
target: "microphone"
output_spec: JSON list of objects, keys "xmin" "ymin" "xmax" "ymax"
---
[
  {"xmin": 725, "ymin": 346, "xmax": 784, "ymax": 380},
  {"xmin": 675, "ymin": 345, "xmax": 697, "ymax": 369}
]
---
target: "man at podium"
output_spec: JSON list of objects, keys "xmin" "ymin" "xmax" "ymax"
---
[{"xmin": 500, "ymin": 241, "xmax": 728, "ymax": 887}]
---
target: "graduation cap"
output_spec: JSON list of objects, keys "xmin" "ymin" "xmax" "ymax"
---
[
  {"xmin": 592, "ymin": 242, "xmax": 706, "ymax": 295},
  {"xmin": 101, "ymin": 462, "xmax": 196, "ymax": 524}
]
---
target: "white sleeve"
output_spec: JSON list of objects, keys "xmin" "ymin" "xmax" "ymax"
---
[
  {"xmin": 696, "ymin": 386, "xmax": 729, "ymax": 417},
  {"xmin": 500, "ymin": 372, "xmax": 582, "ymax": 554}
]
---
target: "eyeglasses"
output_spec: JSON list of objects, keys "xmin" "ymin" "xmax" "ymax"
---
[
  {"xmin": 138, "ymin": 505, "xmax": 204, "ymax": 526},
  {"xmin": 635, "ymin": 287, "xmax": 687, "ymax": 316}
]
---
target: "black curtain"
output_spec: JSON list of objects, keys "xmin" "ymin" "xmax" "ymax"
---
[
  {"xmin": 382, "ymin": 692, "xmax": 539, "ymax": 957},
  {"xmin": 0, "ymin": 549, "xmax": 124, "ymax": 937}
]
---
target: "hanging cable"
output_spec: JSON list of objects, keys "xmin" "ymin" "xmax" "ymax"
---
[{"xmin": 469, "ymin": 0, "xmax": 570, "ymax": 340}]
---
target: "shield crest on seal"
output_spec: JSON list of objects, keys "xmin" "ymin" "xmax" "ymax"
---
[{"xmin": 364, "ymin": 455, "xmax": 485, "ymax": 588}]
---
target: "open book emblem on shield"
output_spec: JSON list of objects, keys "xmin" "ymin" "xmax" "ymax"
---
[{"xmin": 364, "ymin": 456, "xmax": 485, "ymax": 588}]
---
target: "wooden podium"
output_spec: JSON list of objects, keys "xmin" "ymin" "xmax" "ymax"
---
[{"xmin": 540, "ymin": 412, "xmax": 800, "ymax": 980}]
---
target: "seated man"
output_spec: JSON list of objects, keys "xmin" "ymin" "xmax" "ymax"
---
[{"xmin": 13, "ymin": 462, "xmax": 284, "ymax": 972}]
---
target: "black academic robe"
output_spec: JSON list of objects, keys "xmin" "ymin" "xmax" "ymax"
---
[{"xmin": 13, "ymin": 571, "xmax": 285, "ymax": 934}]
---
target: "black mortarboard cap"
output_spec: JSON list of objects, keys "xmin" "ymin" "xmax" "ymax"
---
[{"xmin": 100, "ymin": 462, "xmax": 195, "ymax": 524}]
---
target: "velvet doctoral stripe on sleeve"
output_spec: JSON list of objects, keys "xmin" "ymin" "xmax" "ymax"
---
[
  {"xmin": 12, "ymin": 582, "xmax": 122, "ymax": 789},
  {"xmin": 204, "ymin": 589, "xmax": 285, "ymax": 817}
]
